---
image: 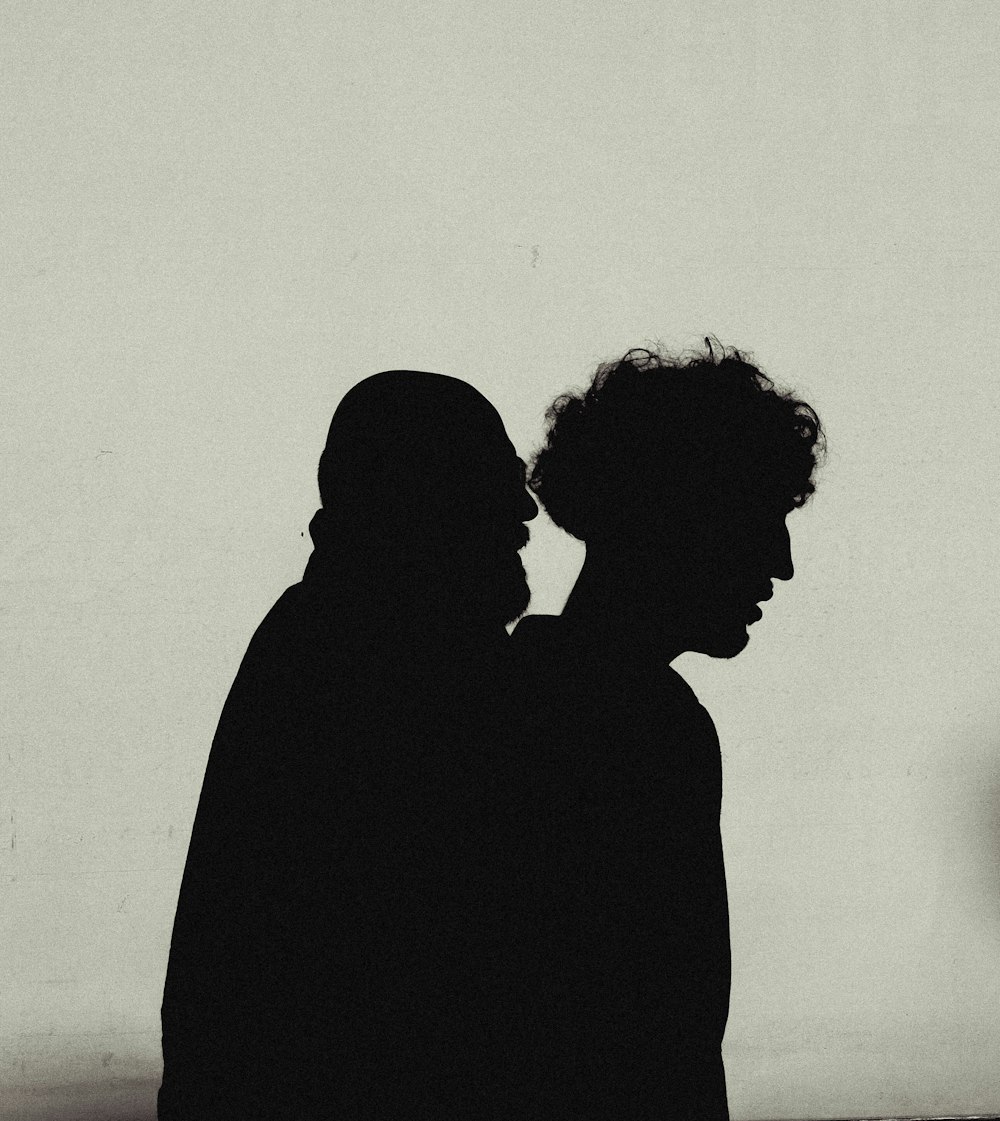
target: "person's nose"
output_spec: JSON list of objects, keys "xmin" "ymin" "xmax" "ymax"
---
[
  {"xmin": 520, "ymin": 486, "xmax": 539, "ymax": 522},
  {"xmin": 771, "ymin": 522, "xmax": 794, "ymax": 582}
]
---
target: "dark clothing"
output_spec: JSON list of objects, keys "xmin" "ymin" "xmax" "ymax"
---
[
  {"xmin": 508, "ymin": 614, "xmax": 731, "ymax": 1119},
  {"xmin": 159, "ymin": 574, "xmax": 518, "ymax": 1119}
]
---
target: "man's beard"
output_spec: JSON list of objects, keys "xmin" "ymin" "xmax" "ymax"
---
[
  {"xmin": 500, "ymin": 553, "xmax": 532, "ymax": 625},
  {"xmin": 460, "ymin": 528, "xmax": 532, "ymax": 627},
  {"xmin": 477, "ymin": 548, "xmax": 531, "ymax": 627},
  {"xmin": 397, "ymin": 537, "xmax": 531, "ymax": 628}
]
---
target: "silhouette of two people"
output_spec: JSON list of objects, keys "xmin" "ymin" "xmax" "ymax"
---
[{"xmin": 159, "ymin": 346, "xmax": 823, "ymax": 1119}]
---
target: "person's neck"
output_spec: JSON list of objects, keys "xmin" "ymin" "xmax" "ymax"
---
[{"xmin": 559, "ymin": 547, "xmax": 689, "ymax": 666}]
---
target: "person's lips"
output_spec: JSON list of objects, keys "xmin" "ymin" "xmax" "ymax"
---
[{"xmin": 741, "ymin": 588, "xmax": 772, "ymax": 622}]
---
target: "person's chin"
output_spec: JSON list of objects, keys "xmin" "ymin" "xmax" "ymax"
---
[
  {"xmin": 500, "ymin": 559, "xmax": 531, "ymax": 626},
  {"xmin": 503, "ymin": 591, "xmax": 531, "ymax": 627},
  {"xmin": 694, "ymin": 622, "xmax": 751, "ymax": 660},
  {"xmin": 469, "ymin": 551, "xmax": 530, "ymax": 627}
]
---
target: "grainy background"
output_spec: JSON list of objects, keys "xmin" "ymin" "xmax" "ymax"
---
[{"xmin": 3, "ymin": 2, "xmax": 999, "ymax": 1118}]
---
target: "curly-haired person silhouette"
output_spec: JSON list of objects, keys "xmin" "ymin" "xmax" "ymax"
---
[
  {"xmin": 158, "ymin": 371, "xmax": 538, "ymax": 1120},
  {"xmin": 510, "ymin": 342, "xmax": 824, "ymax": 1119}
]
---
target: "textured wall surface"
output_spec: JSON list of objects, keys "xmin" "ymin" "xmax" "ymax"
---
[{"xmin": 4, "ymin": 2, "xmax": 1000, "ymax": 1118}]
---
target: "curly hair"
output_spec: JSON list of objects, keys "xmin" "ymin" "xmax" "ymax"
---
[{"xmin": 529, "ymin": 340, "xmax": 825, "ymax": 542}]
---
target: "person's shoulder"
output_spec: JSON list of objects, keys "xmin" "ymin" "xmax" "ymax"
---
[
  {"xmin": 510, "ymin": 613, "xmax": 564, "ymax": 651},
  {"xmin": 660, "ymin": 664, "xmax": 702, "ymax": 708},
  {"xmin": 238, "ymin": 580, "xmax": 357, "ymax": 685},
  {"xmin": 654, "ymin": 666, "xmax": 720, "ymax": 749},
  {"xmin": 244, "ymin": 582, "xmax": 312, "ymax": 650},
  {"xmin": 510, "ymin": 615, "xmax": 614, "ymax": 720},
  {"xmin": 256, "ymin": 578, "xmax": 366, "ymax": 639},
  {"xmin": 510, "ymin": 614, "xmax": 584, "ymax": 676}
]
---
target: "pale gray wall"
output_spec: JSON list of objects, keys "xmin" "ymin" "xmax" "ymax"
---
[{"xmin": 4, "ymin": 2, "xmax": 999, "ymax": 1118}]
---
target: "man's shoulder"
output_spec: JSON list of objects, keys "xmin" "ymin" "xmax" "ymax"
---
[
  {"xmin": 510, "ymin": 614, "xmax": 589, "ymax": 687},
  {"xmin": 511, "ymin": 614, "xmax": 713, "ymax": 728},
  {"xmin": 510, "ymin": 613, "xmax": 565, "ymax": 654},
  {"xmin": 227, "ymin": 581, "xmax": 362, "ymax": 707},
  {"xmin": 247, "ymin": 579, "xmax": 357, "ymax": 653}
]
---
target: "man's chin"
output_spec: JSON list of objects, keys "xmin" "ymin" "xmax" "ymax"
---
[
  {"xmin": 466, "ymin": 555, "xmax": 530, "ymax": 628},
  {"xmin": 501, "ymin": 571, "xmax": 531, "ymax": 626},
  {"xmin": 503, "ymin": 597, "xmax": 530, "ymax": 627},
  {"xmin": 693, "ymin": 624, "xmax": 751, "ymax": 660}
]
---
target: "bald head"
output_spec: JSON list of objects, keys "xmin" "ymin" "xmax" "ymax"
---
[
  {"xmin": 313, "ymin": 369, "xmax": 537, "ymax": 624},
  {"xmin": 319, "ymin": 371, "xmax": 512, "ymax": 510}
]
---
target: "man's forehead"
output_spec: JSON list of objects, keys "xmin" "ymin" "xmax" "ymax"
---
[
  {"xmin": 439, "ymin": 427, "xmax": 518, "ymax": 466},
  {"xmin": 380, "ymin": 427, "xmax": 521, "ymax": 496}
]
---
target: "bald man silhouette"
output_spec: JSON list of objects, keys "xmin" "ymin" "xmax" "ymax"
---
[{"xmin": 158, "ymin": 372, "xmax": 538, "ymax": 1120}]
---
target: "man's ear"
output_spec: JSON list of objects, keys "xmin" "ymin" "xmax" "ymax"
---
[{"xmin": 320, "ymin": 433, "xmax": 400, "ymax": 506}]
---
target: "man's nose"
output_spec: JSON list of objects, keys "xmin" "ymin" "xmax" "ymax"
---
[
  {"xmin": 772, "ymin": 523, "xmax": 794, "ymax": 582},
  {"xmin": 520, "ymin": 487, "xmax": 539, "ymax": 522}
]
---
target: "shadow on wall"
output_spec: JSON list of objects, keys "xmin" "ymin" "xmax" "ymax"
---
[{"xmin": 3, "ymin": 1078, "xmax": 158, "ymax": 1121}]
